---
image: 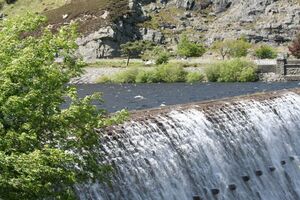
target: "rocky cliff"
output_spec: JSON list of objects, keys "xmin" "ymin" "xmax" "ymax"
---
[{"xmin": 44, "ymin": 0, "xmax": 300, "ymax": 61}]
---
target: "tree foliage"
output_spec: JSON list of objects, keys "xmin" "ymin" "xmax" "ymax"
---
[
  {"xmin": 177, "ymin": 35, "xmax": 206, "ymax": 58},
  {"xmin": 289, "ymin": 34, "xmax": 300, "ymax": 59},
  {"xmin": 0, "ymin": 13, "xmax": 127, "ymax": 200},
  {"xmin": 212, "ymin": 39, "xmax": 251, "ymax": 59}
]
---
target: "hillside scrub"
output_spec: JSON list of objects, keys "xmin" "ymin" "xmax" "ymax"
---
[
  {"xmin": 98, "ymin": 64, "xmax": 205, "ymax": 83},
  {"xmin": 255, "ymin": 45, "xmax": 277, "ymax": 59},
  {"xmin": 0, "ymin": 14, "xmax": 128, "ymax": 200},
  {"xmin": 205, "ymin": 59, "xmax": 258, "ymax": 82}
]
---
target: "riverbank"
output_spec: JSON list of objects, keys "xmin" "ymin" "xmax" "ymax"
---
[{"xmin": 71, "ymin": 58, "xmax": 278, "ymax": 84}]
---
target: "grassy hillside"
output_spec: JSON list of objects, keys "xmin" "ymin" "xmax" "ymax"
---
[
  {"xmin": 0, "ymin": 0, "xmax": 68, "ymax": 16},
  {"xmin": 0, "ymin": 0, "xmax": 130, "ymax": 34},
  {"xmin": 45, "ymin": 0, "xmax": 129, "ymax": 34}
]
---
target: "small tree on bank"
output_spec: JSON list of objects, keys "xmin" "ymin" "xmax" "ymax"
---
[
  {"xmin": 0, "ymin": 14, "xmax": 127, "ymax": 200},
  {"xmin": 121, "ymin": 40, "xmax": 154, "ymax": 66},
  {"xmin": 289, "ymin": 34, "xmax": 300, "ymax": 59},
  {"xmin": 212, "ymin": 39, "xmax": 251, "ymax": 59}
]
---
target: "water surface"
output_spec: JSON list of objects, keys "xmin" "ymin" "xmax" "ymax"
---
[{"xmin": 76, "ymin": 82, "xmax": 300, "ymax": 112}]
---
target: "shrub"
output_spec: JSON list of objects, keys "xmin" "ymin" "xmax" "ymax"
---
[
  {"xmin": 289, "ymin": 34, "xmax": 300, "ymax": 58},
  {"xmin": 111, "ymin": 68, "xmax": 139, "ymax": 83},
  {"xmin": 156, "ymin": 51, "xmax": 170, "ymax": 65},
  {"xmin": 135, "ymin": 70, "xmax": 158, "ymax": 83},
  {"xmin": 186, "ymin": 72, "xmax": 204, "ymax": 83},
  {"xmin": 155, "ymin": 64, "xmax": 188, "ymax": 82},
  {"xmin": 205, "ymin": 59, "xmax": 257, "ymax": 82},
  {"xmin": 97, "ymin": 76, "xmax": 112, "ymax": 83},
  {"xmin": 205, "ymin": 64, "xmax": 221, "ymax": 82},
  {"xmin": 228, "ymin": 39, "xmax": 252, "ymax": 58},
  {"xmin": 212, "ymin": 39, "xmax": 251, "ymax": 59},
  {"xmin": 142, "ymin": 46, "xmax": 170, "ymax": 65},
  {"xmin": 177, "ymin": 35, "xmax": 206, "ymax": 57},
  {"xmin": 255, "ymin": 45, "xmax": 277, "ymax": 59},
  {"xmin": 107, "ymin": 64, "xmax": 190, "ymax": 83}
]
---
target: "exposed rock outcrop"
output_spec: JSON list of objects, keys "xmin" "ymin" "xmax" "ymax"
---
[{"xmin": 65, "ymin": 0, "xmax": 300, "ymax": 60}]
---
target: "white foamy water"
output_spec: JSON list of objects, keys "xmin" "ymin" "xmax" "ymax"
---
[{"xmin": 77, "ymin": 91, "xmax": 300, "ymax": 200}]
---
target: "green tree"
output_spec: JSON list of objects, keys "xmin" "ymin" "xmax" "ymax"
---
[
  {"xmin": 177, "ymin": 35, "xmax": 206, "ymax": 58},
  {"xmin": 212, "ymin": 39, "xmax": 251, "ymax": 59},
  {"xmin": 212, "ymin": 40, "xmax": 231, "ymax": 60},
  {"xmin": 0, "ymin": 13, "xmax": 127, "ymax": 200},
  {"xmin": 121, "ymin": 40, "xmax": 154, "ymax": 66}
]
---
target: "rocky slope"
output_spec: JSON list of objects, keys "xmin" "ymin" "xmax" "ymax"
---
[
  {"xmin": 77, "ymin": 0, "xmax": 300, "ymax": 60},
  {"xmin": 4, "ymin": 0, "xmax": 298, "ymax": 61}
]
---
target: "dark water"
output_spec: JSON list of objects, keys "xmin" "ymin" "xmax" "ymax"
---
[{"xmin": 75, "ymin": 82, "xmax": 300, "ymax": 112}]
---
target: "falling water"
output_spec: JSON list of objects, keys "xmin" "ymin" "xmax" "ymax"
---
[{"xmin": 77, "ymin": 90, "xmax": 300, "ymax": 200}]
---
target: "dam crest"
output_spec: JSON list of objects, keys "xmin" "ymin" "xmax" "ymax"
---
[{"xmin": 77, "ymin": 89, "xmax": 300, "ymax": 200}]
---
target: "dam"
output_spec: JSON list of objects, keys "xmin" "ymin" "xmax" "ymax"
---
[{"xmin": 77, "ymin": 88, "xmax": 300, "ymax": 200}]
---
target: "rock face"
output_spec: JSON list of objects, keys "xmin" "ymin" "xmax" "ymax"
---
[{"xmin": 75, "ymin": 0, "xmax": 300, "ymax": 60}]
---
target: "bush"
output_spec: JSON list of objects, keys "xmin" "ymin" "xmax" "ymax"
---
[
  {"xmin": 155, "ymin": 64, "xmax": 188, "ymax": 82},
  {"xmin": 142, "ymin": 46, "xmax": 170, "ymax": 65},
  {"xmin": 289, "ymin": 34, "xmax": 300, "ymax": 58},
  {"xmin": 228, "ymin": 39, "xmax": 252, "ymax": 58},
  {"xmin": 111, "ymin": 68, "xmax": 139, "ymax": 83},
  {"xmin": 177, "ymin": 35, "xmax": 206, "ymax": 57},
  {"xmin": 186, "ymin": 72, "xmax": 204, "ymax": 83},
  {"xmin": 205, "ymin": 59, "xmax": 257, "ymax": 82},
  {"xmin": 97, "ymin": 76, "xmax": 112, "ymax": 83},
  {"xmin": 135, "ymin": 70, "xmax": 158, "ymax": 83},
  {"xmin": 255, "ymin": 45, "xmax": 277, "ymax": 59},
  {"xmin": 156, "ymin": 51, "xmax": 170, "ymax": 65},
  {"xmin": 205, "ymin": 65, "xmax": 221, "ymax": 82},
  {"xmin": 105, "ymin": 64, "xmax": 190, "ymax": 83},
  {"xmin": 212, "ymin": 39, "xmax": 251, "ymax": 59}
]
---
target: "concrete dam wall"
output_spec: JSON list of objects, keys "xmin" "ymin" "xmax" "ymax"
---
[{"xmin": 77, "ymin": 88, "xmax": 300, "ymax": 200}]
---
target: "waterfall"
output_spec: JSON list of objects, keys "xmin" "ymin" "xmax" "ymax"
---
[{"xmin": 77, "ymin": 89, "xmax": 300, "ymax": 200}]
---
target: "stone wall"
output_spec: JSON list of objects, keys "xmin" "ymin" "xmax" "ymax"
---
[{"xmin": 258, "ymin": 58, "xmax": 300, "ymax": 81}]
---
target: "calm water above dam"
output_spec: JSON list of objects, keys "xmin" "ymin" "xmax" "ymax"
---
[{"xmin": 75, "ymin": 82, "xmax": 300, "ymax": 112}]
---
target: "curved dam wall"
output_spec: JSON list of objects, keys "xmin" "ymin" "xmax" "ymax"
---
[{"xmin": 77, "ymin": 88, "xmax": 300, "ymax": 200}]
